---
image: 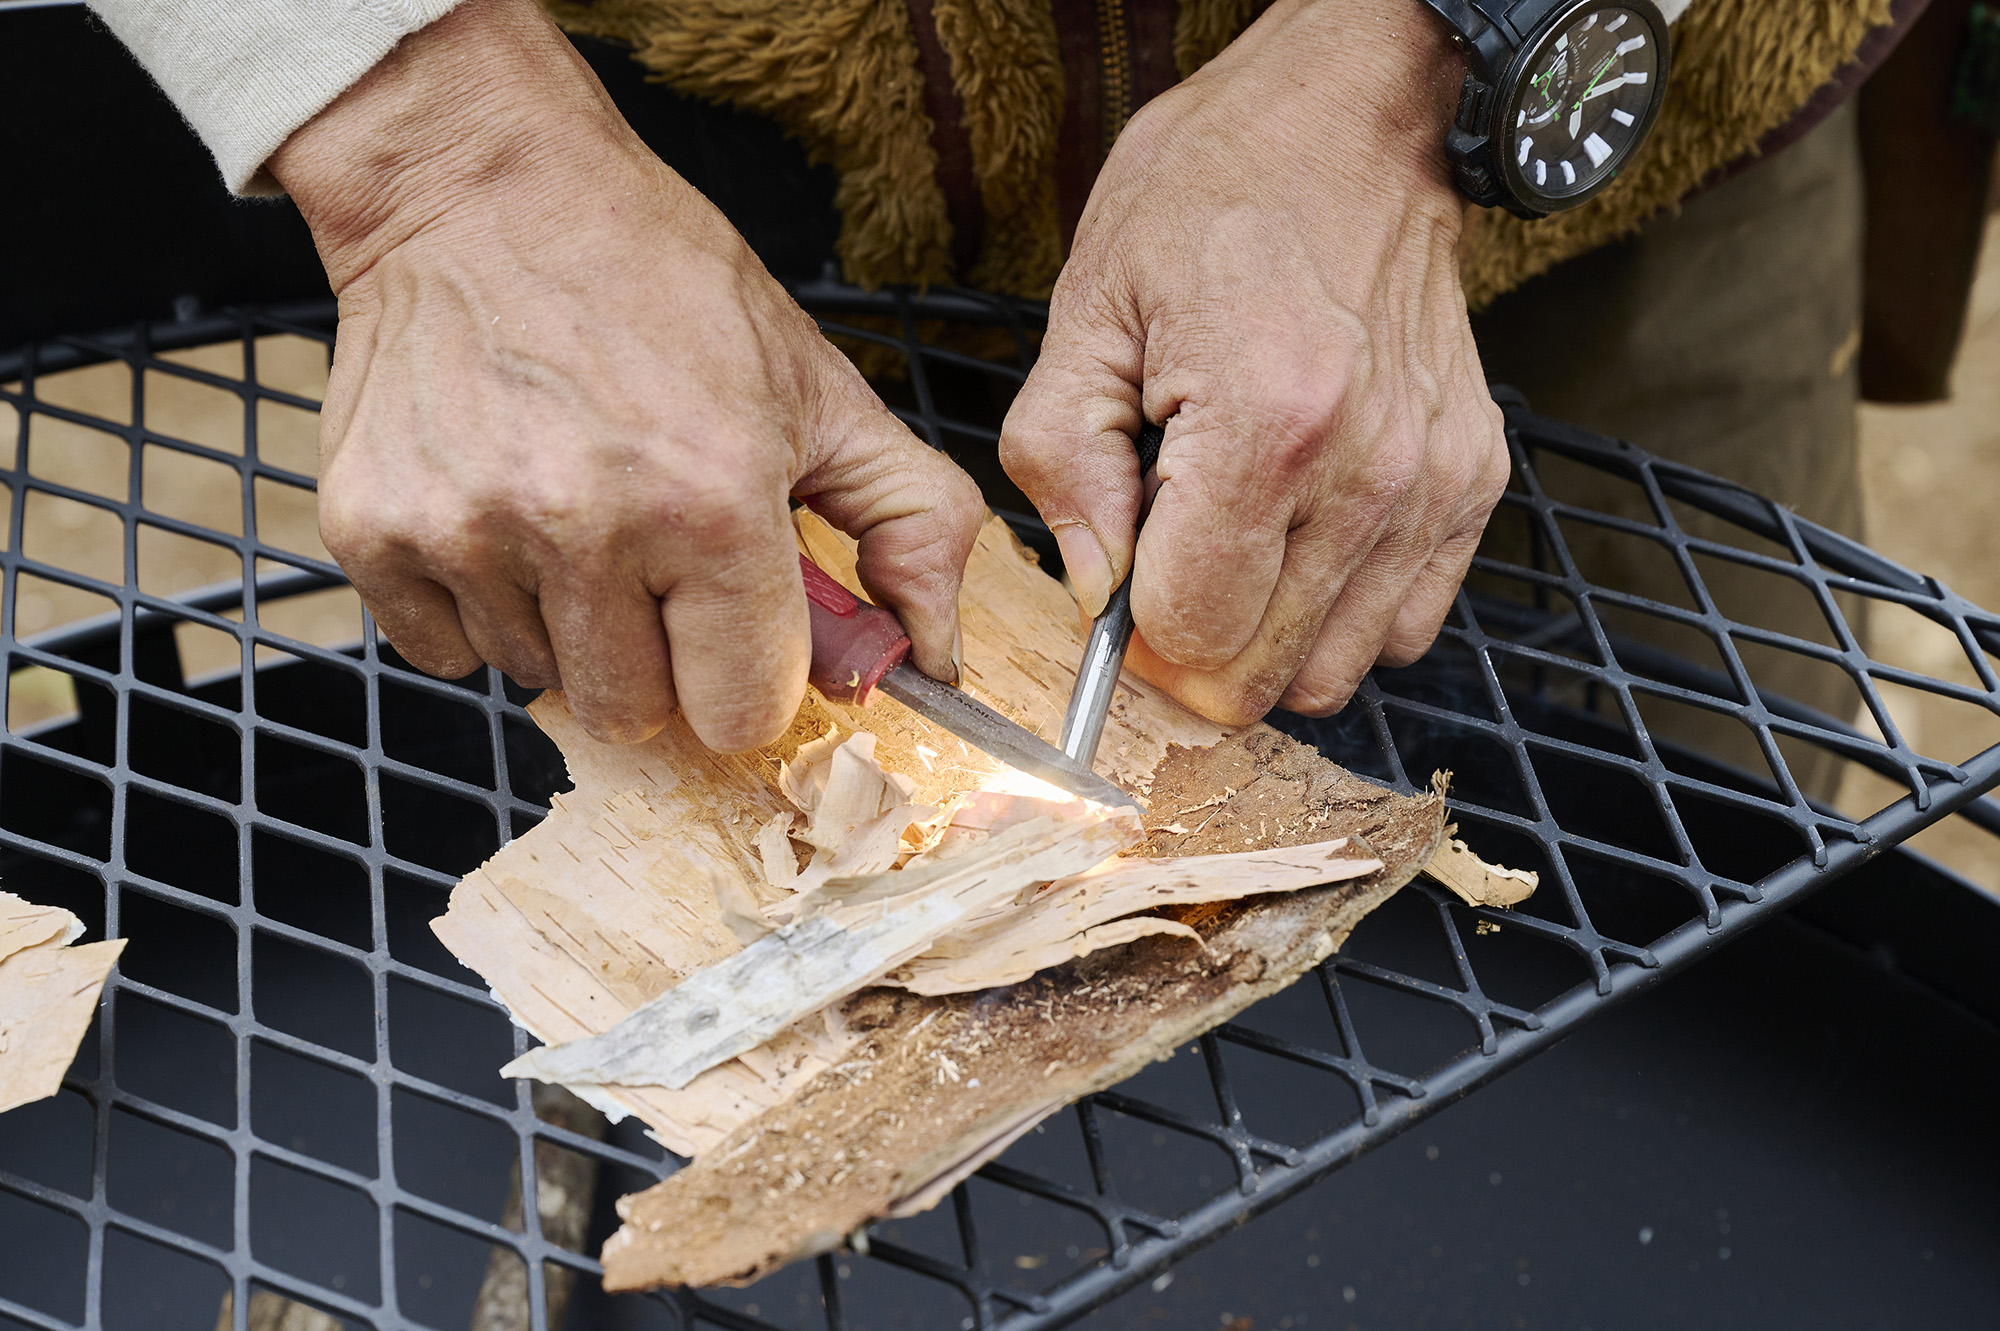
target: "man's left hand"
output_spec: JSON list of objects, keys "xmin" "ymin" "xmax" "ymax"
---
[{"xmin": 1001, "ymin": 0, "xmax": 1509, "ymax": 725}]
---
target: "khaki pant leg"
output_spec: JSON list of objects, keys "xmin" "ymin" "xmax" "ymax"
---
[{"xmin": 1470, "ymin": 102, "xmax": 1867, "ymax": 797}]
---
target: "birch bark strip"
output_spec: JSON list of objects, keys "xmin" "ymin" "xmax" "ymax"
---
[{"xmin": 504, "ymin": 812, "xmax": 1140, "ymax": 1090}]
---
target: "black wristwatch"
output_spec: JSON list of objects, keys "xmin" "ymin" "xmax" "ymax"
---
[{"xmin": 1414, "ymin": 0, "xmax": 1671, "ymax": 218}]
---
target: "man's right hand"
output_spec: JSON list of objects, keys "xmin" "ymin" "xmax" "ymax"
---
[{"xmin": 269, "ymin": 0, "xmax": 983, "ymax": 751}]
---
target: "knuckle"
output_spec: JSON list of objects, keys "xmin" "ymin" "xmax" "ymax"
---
[
  {"xmin": 856, "ymin": 467, "xmax": 985, "ymax": 581},
  {"xmin": 491, "ymin": 643, "xmax": 560, "ymax": 691},
  {"xmin": 578, "ymin": 712, "xmax": 668, "ymax": 746},
  {"xmin": 1135, "ymin": 595, "xmax": 1246, "ymax": 670},
  {"xmin": 1222, "ymin": 665, "xmax": 1300, "ymax": 725},
  {"xmin": 1336, "ymin": 454, "xmax": 1422, "ymax": 535},
  {"xmin": 1475, "ymin": 424, "xmax": 1512, "ymax": 506},
  {"xmin": 1285, "ymin": 639, "xmax": 1371, "ymax": 716},
  {"xmin": 1258, "ymin": 381, "xmax": 1346, "ymax": 474},
  {"xmin": 1167, "ymin": 674, "xmax": 1274, "ymax": 729},
  {"xmin": 1280, "ymin": 692, "xmax": 1341, "ymax": 719},
  {"xmin": 1416, "ymin": 453, "xmax": 1492, "ymax": 531},
  {"xmin": 938, "ymin": 466, "xmax": 988, "ymax": 534},
  {"xmin": 1207, "ymin": 697, "xmax": 1270, "ymax": 728},
  {"xmin": 662, "ymin": 469, "xmax": 776, "ymax": 551},
  {"xmin": 1150, "ymin": 625, "xmax": 1240, "ymax": 672},
  {"xmin": 505, "ymin": 666, "xmax": 560, "ymax": 692},
  {"xmin": 999, "ymin": 402, "xmax": 1085, "ymax": 494},
  {"xmin": 317, "ymin": 486, "xmax": 393, "ymax": 567},
  {"xmin": 995, "ymin": 427, "xmax": 1050, "ymax": 490}
]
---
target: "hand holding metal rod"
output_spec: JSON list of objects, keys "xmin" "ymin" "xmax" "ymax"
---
[{"xmin": 1058, "ymin": 420, "xmax": 1166, "ymax": 768}]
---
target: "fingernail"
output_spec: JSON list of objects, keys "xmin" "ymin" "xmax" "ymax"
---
[
  {"xmin": 1054, "ymin": 525, "xmax": 1114, "ymax": 618},
  {"xmin": 950, "ymin": 624, "xmax": 965, "ymax": 685}
]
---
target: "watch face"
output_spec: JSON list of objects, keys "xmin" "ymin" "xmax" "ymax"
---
[{"xmin": 1499, "ymin": 2, "xmax": 1666, "ymax": 210}]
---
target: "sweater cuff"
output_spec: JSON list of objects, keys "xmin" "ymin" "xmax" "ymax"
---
[{"xmin": 86, "ymin": 0, "xmax": 469, "ymax": 196}]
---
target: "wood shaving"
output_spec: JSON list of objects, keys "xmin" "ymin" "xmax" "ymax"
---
[{"xmin": 752, "ymin": 813, "xmax": 798, "ymax": 893}]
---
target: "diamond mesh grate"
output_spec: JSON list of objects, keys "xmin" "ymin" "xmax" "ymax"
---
[{"xmin": 1, "ymin": 287, "xmax": 1997, "ymax": 1331}]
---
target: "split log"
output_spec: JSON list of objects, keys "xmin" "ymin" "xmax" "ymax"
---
[
  {"xmin": 469, "ymin": 1083, "xmax": 609, "ymax": 1331},
  {"xmin": 212, "ymin": 1290, "xmax": 340, "ymax": 1331}
]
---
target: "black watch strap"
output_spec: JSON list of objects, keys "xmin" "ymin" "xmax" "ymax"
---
[
  {"xmin": 1412, "ymin": 0, "xmax": 1568, "ymax": 217},
  {"xmin": 1411, "ymin": 0, "xmax": 1516, "ymax": 82}
]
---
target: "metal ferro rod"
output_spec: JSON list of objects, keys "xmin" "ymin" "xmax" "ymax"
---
[
  {"xmin": 1060, "ymin": 587, "xmax": 1137, "ymax": 766},
  {"xmin": 1058, "ymin": 420, "xmax": 1165, "ymax": 767}
]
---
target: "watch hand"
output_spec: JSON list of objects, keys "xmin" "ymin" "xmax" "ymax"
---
[
  {"xmin": 1572, "ymin": 53, "xmax": 1620, "ymax": 109},
  {"xmin": 1568, "ymin": 105, "xmax": 1582, "ymax": 139},
  {"xmin": 1580, "ymin": 74, "xmax": 1635, "ymax": 103}
]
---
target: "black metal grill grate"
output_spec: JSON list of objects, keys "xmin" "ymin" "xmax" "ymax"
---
[{"xmin": 1, "ymin": 286, "xmax": 1997, "ymax": 1331}]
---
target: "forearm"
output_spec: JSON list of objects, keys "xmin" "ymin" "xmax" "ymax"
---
[{"xmin": 268, "ymin": 0, "xmax": 642, "ymax": 291}]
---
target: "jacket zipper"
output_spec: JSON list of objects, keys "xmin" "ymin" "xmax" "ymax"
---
[{"xmin": 1095, "ymin": 0, "xmax": 1134, "ymax": 156}]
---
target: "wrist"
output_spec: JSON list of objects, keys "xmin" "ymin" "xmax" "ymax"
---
[
  {"xmin": 269, "ymin": 0, "xmax": 641, "ymax": 291},
  {"xmin": 1195, "ymin": 0, "xmax": 1465, "ymax": 184}
]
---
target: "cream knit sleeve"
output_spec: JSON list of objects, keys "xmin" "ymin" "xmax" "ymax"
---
[{"xmin": 85, "ymin": 0, "xmax": 469, "ymax": 196}]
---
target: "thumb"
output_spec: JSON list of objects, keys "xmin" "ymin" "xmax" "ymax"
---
[
  {"xmin": 793, "ymin": 385, "xmax": 986, "ymax": 683},
  {"xmin": 998, "ymin": 296, "xmax": 1147, "ymax": 617}
]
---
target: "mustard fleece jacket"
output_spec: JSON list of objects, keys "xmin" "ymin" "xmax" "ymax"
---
[{"xmin": 90, "ymin": 0, "xmax": 1890, "ymax": 305}]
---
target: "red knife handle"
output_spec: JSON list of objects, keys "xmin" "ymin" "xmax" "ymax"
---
[{"xmin": 800, "ymin": 553, "xmax": 909, "ymax": 704}]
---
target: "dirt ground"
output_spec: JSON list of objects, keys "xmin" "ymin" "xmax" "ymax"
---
[
  {"xmin": 6, "ymin": 217, "xmax": 1998, "ymax": 898},
  {"xmin": 1831, "ymin": 215, "xmax": 2000, "ymax": 896},
  {"xmin": 0, "ymin": 335, "xmax": 361, "ymax": 726}
]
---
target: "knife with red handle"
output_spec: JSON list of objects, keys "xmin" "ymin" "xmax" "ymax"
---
[{"xmin": 797, "ymin": 553, "xmax": 1135, "ymax": 809}]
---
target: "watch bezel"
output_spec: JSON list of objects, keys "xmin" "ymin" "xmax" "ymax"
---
[{"xmin": 1491, "ymin": 0, "xmax": 1670, "ymax": 215}]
